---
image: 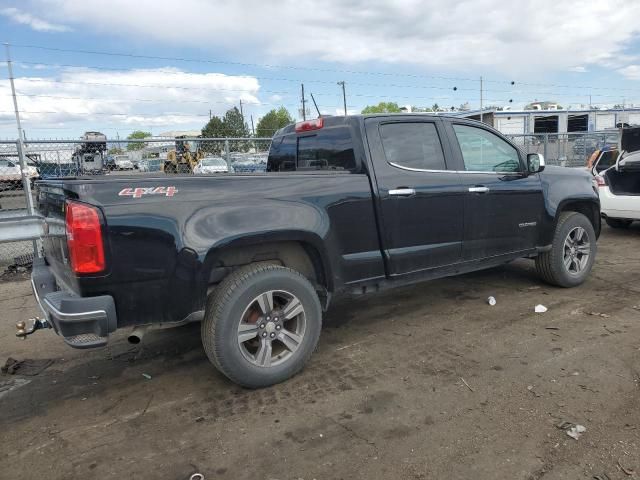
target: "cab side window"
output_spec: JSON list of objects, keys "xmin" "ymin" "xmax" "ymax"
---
[{"xmin": 453, "ymin": 124, "xmax": 521, "ymax": 173}]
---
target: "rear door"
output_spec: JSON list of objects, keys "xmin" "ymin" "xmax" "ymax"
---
[
  {"xmin": 443, "ymin": 121, "xmax": 545, "ymax": 260},
  {"xmin": 365, "ymin": 116, "xmax": 464, "ymax": 276}
]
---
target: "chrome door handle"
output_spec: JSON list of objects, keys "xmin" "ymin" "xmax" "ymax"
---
[
  {"xmin": 388, "ymin": 188, "xmax": 416, "ymax": 196},
  {"xmin": 468, "ymin": 186, "xmax": 490, "ymax": 193}
]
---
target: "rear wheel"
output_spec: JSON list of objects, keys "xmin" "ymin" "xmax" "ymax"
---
[
  {"xmin": 201, "ymin": 263, "xmax": 322, "ymax": 388},
  {"xmin": 605, "ymin": 217, "xmax": 632, "ymax": 229},
  {"xmin": 536, "ymin": 211, "xmax": 596, "ymax": 287}
]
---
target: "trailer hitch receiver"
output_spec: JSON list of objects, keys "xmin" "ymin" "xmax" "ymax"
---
[{"xmin": 16, "ymin": 317, "xmax": 50, "ymax": 339}]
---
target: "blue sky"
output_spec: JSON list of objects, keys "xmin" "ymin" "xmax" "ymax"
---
[{"xmin": 2, "ymin": 0, "xmax": 640, "ymax": 139}]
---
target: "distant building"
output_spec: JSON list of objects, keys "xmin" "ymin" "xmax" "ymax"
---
[
  {"xmin": 450, "ymin": 107, "xmax": 640, "ymax": 135},
  {"xmin": 525, "ymin": 101, "xmax": 562, "ymax": 111}
]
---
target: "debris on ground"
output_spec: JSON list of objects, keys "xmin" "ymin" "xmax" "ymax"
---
[
  {"xmin": 587, "ymin": 311, "xmax": 611, "ymax": 318},
  {"xmin": 1, "ymin": 357, "xmax": 53, "ymax": 376},
  {"xmin": 460, "ymin": 377, "xmax": 474, "ymax": 392},
  {"xmin": 617, "ymin": 459, "xmax": 635, "ymax": 476},
  {"xmin": 556, "ymin": 421, "xmax": 586, "ymax": 440},
  {"xmin": 487, "ymin": 296, "xmax": 496, "ymax": 306},
  {"xmin": 535, "ymin": 304, "xmax": 548, "ymax": 313},
  {"xmin": 0, "ymin": 378, "xmax": 31, "ymax": 400},
  {"xmin": 593, "ymin": 474, "xmax": 611, "ymax": 480},
  {"xmin": 142, "ymin": 373, "xmax": 152, "ymax": 380}
]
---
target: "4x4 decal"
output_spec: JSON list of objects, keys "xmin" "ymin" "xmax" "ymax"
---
[{"xmin": 118, "ymin": 186, "xmax": 178, "ymax": 199}]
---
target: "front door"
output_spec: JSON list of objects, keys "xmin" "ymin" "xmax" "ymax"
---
[
  {"xmin": 444, "ymin": 122, "xmax": 545, "ymax": 261},
  {"xmin": 365, "ymin": 117, "xmax": 464, "ymax": 276}
]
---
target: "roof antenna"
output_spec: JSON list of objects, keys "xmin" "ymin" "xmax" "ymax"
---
[{"xmin": 310, "ymin": 93, "xmax": 322, "ymax": 118}]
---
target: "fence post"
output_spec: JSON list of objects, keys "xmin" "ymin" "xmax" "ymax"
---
[
  {"xmin": 5, "ymin": 43, "xmax": 39, "ymax": 258},
  {"xmin": 224, "ymin": 139, "xmax": 231, "ymax": 171}
]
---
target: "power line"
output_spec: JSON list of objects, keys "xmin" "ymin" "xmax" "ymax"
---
[
  {"xmin": 9, "ymin": 42, "xmax": 639, "ymax": 93},
  {"xmin": 7, "ymin": 43, "xmax": 500, "ymax": 84}
]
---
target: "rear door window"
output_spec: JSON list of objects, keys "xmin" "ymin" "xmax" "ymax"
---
[{"xmin": 379, "ymin": 122, "xmax": 446, "ymax": 170}]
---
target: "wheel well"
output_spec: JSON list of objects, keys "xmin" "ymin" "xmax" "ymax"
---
[
  {"xmin": 208, "ymin": 241, "xmax": 328, "ymax": 291},
  {"xmin": 557, "ymin": 201, "xmax": 601, "ymax": 238}
]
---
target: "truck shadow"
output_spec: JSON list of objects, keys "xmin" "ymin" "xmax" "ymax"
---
[{"xmin": 0, "ymin": 259, "xmax": 545, "ymax": 426}]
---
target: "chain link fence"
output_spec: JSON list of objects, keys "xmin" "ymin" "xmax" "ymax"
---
[{"xmin": 506, "ymin": 131, "xmax": 619, "ymax": 168}]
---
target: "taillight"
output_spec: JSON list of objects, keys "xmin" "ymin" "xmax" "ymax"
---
[
  {"xmin": 295, "ymin": 117, "xmax": 324, "ymax": 132},
  {"xmin": 595, "ymin": 175, "xmax": 606, "ymax": 187},
  {"xmin": 65, "ymin": 201, "xmax": 105, "ymax": 274}
]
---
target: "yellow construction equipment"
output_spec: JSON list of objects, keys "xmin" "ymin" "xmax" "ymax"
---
[{"xmin": 163, "ymin": 136, "xmax": 205, "ymax": 174}]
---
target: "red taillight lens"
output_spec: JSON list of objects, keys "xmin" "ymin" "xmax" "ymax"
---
[
  {"xmin": 595, "ymin": 175, "xmax": 606, "ymax": 187},
  {"xmin": 295, "ymin": 117, "xmax": 324, "ymax": 132},
  {"xmin": 65, "ymin": 201, "xmax": 105, "ymax": 274}
]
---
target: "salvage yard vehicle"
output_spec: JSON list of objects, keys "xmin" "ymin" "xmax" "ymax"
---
[
  {"xmin": 0, "ymin": 158, "xmax": 39, "ymax": 189},
  {"xmin": 193, "ymin": 157, "xmax": 231, "ymax": 174},
  {"xmin": 595, "ymin": 126, "xmax": 640, "ymax": 228},
  {"xmin": 25, "ymin": 114, "xmax": 601, "ymax": 388}
]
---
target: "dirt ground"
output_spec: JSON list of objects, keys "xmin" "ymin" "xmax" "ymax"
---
[{"xmin": 1, "ymin": 225, "xmax": 639, "ymax": 480}]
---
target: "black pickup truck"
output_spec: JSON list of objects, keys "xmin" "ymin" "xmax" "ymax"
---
[{"xmin": 26, "ymin": 114, "xmax": 600, "ymax": 388}]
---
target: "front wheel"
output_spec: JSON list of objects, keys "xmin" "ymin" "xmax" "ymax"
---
[
  {"xmin": 536, "ymin": 211, "xmax": 596, "ymax": 287},
  {"xmin": 605, "ymin": 217, "xmax": 632, "ymax": 229},
  {"xmin": 201, "ymin": 264, "xmax": 322, "ymax": 388}
]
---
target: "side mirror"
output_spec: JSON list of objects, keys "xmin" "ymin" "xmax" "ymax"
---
[{"xmin": 527, "ymin": 153, "xmax": 545, "ymax": 174}]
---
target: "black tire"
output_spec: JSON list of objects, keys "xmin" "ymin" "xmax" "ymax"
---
[
  {"xmin": 201, "ymin": 263, "xmax": 322, "ymax": 388},
  {"xmin": 535, "ymin": 211, "xmax": 596, "ymax": 288},
  {"xmin": 605, "ymin": 217, "xmax": 632, "ymax": 229}
]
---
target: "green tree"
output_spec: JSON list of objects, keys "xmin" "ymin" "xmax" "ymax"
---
[
  {"xmin": 126, "ymin": 130, "xmax": 151, "ymax": 151},
  {"xmin": 201, "ymin": 115, "xmax": 225, "ymax": 138},
  {"xmin": 201, "ymin": 115, "xmax": 225, "ymax": 154},
  {"xmin": 255, "ymin": 107, "xmax": 294, "ymax": 137},
  {"xmin": 361, "ymin": 102, "xmax": 402, "ymax": 114},
  {"xmin": 108, "ymin": 146, "xmax": 124, "ymax": 155},
  {"xmin": 222, "ymin": 107, "xmax": 250, "ymax": 152},
  {"xmin": 222, "ymin": 107, "xmax": 249, "ymax": 137}
]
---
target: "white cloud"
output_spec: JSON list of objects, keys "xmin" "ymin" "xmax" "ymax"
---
[
  {"xmin": 0, "ymin": 7, "xmax": 70, "ymax": 32},
  {"xmin": 0, "ymin": 67, "xmax": 262, "ymax": 133},
  {"xmin": 568, "ymin": 66, "xmax": 588, "ymax": 73},
  {"xmin": 618, "ymin": 65, "xmax": 640, "ymax": 80},
  {"xmin": 20, "ymin": 0, "xmax": 640, "ymax": 73}
]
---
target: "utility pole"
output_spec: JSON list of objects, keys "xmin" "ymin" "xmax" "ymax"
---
[
  {"xmin": 209, "ymin": 109, "xmax": 212, "ymax": 120},
  {"xmin": 301, "ymin": 83, "xmax": 307, "ymax": 121},
  {"xmin": 250, "ymin": 115, "xmax": 255, "ymax": 136},
  {"xmin": 4, "ymin": 42, "xmax": 38, "ymax": 255},
  {"xmin": 337, "ymin": 81, "xmax": 347, "ymax": 116},
  {"xmin": 479, "ymin": 76, "xmax": 484, "ymax": 123}
]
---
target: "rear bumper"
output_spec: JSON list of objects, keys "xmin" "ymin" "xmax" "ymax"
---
[
  {"xmin": 31, "ymin": 257, "xmax": 117, "ymax": 348},
  {"xmin": 599, "ymin": 186, "xmax": 640, "ymax": 220}
]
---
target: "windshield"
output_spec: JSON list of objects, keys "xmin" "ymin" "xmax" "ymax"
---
[{"xmin": 202, "ymin": 158, "xmax": 226, "ymax": 167}]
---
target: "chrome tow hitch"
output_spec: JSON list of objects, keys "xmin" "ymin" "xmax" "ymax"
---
[{"xmin": 16, "ymin": 317, "xmax": 50, "ymax": 339}]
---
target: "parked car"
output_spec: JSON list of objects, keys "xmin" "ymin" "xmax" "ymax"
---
[
  {"xmin": 193, "ymin": 157, "xmax": 231, "ymax": 174},
  {"xmin": 29, "ymin": 114, "xmax": 600, "ymax": 388},
  {"xmin": 106, "ymin": 155, "xmax": 134, "ymax": 171},
  {"xmin": 0, "ymin": 158, "xmax": 39, "ymax": 189},
  {"xmin": 594, "ymin": 126, "xmax": 640, "ymax": 228},
  {"xmin": 586, "ymin": 145, "xmax": 618, "ymax": 173},
  {"xmin": 137, "ymin": 159, "xmax": 163, "ymax": 173}
]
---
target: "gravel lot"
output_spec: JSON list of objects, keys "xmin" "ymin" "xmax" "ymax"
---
[{"xmin": 1, "ymin": 224, "xmax": 639, "ymax": 480}]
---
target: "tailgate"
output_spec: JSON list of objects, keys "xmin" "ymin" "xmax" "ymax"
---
[{"xmin": 36, "ymin": 182, "xmax": 76, "ymax": 290}]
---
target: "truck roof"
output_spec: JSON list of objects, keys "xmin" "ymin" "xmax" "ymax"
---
[{"xmin": 273, "ymin": 113, "xmax": 464, "ymax": 137}]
